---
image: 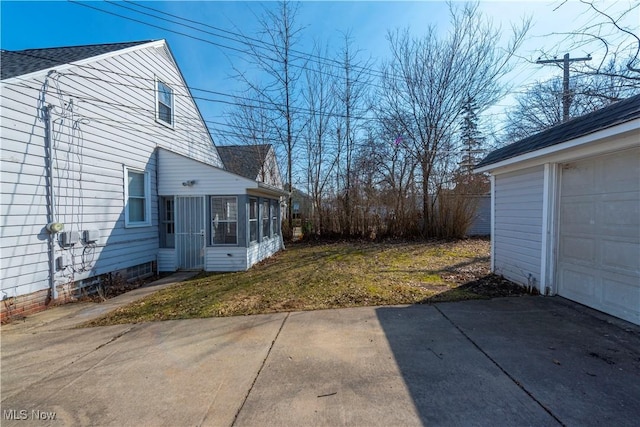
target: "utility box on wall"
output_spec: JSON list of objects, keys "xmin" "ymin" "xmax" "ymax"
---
[
  {"xmin": 83, "ymin": 229, "xmax": 100, "ymax": 243},
  {"xmin": 56, "ymin": 253, "xmax": 71, "ymax": 270},
  {"xmin": 60, "ymin": 231, "xmax": 80, "ymax": 246}
]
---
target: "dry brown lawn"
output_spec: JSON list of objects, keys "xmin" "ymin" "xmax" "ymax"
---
[{"xmin": 84, "ymin": 238, "xmax": 526, "ymax": 327}]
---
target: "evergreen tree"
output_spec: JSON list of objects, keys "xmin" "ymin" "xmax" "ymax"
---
[{"xmin": 459, "ymin": 97, "xmax": 484, "ymax": 175}]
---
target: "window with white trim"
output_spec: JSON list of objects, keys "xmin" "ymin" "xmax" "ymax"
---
[
  {"xmin": 124, "ymin": 167, "xmax": 151, "ymax": 227},
  {"xmin": 249, "ymin": 198, "xmax": 258, "ymax": 243},
  {"xmin": 156, "ymin": 78, "xmax": 174, "ymax": 127},
  {"xmin": 211, "ymin": 197, "xmax": 238, "ymax": 245}
]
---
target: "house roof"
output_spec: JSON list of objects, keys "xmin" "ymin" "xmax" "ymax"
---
[
  {"xmin": 217, "ymin": 144, "xmax": 272, "ymax": 180},
  {"xmin": 476, "ymin": 94, "xmax": 640, "ymax": 169},
  {"xmin": 1, "ymin": 41, "xmax": 154, "ymax": 80}
]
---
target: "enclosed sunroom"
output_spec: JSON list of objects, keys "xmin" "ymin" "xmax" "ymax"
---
[{"xmin": 156, "ymin": 148, "xmax": 286, "ymax": 272}]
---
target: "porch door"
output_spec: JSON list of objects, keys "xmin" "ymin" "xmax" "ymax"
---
[{"xmin": 175, "ymin": 196, "xmax": 205, "ymax": 270}]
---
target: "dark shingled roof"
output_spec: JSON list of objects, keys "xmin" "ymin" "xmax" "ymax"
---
[
  {"xmin": 476, "ymin": 94, "xmax": 640, "ymax": 169},
  {"xmin": 217, "ymin": 145, "xmax": 272, "ymax": 180},
  {"xmin": 1, "ymin": 41, "xmax": 154, "ymax": 80}
]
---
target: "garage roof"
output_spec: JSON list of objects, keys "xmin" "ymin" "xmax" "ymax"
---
[{"xmin": 476, "ymin": 94, "xmax": 640, "ymax": 169}]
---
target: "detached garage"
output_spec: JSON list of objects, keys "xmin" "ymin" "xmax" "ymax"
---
[{"xmin": 476, "ymin": 95, "xmax": 640, "ymax": 325}]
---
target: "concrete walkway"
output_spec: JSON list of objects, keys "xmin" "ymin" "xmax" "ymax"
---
[
  {"xmin": 1, "ymin": 271, "xmax": 199, "ymax": 332},
  {"xmin": 1, "ymin": 289, "xmax": 639, "ymax": 426}
]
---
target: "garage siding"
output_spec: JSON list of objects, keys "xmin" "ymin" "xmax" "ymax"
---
[{"xmin": 493, "ymin": 166, "xmax": 544, "ymax": 287}]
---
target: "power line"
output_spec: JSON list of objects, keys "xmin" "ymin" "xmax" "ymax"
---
[
  {"xmin": 6, "ymin": 4, "xmax": 541, "ymax": 130},
  {"xmin": 67, "ymin": 0, "xmax": 392, "ymax": 91},
  {"xmin": 4, "ymin": 76, "xmax": 487, "ymax": 159},
  {"xmin": 3, "ymin": 50, "xmax": 377, "ymax": 122},
  {"xmin": 121, "ymin": 0, "xmax": 388, "ymax": 81}
]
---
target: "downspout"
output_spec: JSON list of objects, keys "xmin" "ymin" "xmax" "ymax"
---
[
  {"xmin": 155, "ymin": 147, "xmax": 160, "ymax": 276},
  {"xmin": 44, "ymin": 104, "xmax": 59, "ymax": 300}
]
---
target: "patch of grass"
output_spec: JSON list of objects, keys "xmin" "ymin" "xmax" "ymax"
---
[{"xmin": 83, "ymin": 239, "xmax": 498, "ymax": 327}]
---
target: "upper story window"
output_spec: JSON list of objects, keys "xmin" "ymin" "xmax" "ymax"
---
[
  {"xmin": 124, "ymin": 167, "xmax": 151, "ymax": 227},
  {"xmin": 156, "ymin": 78, "xmax": 174, "ymax": 127}
]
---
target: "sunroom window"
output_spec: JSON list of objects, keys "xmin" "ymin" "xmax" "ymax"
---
[
  {"xmin": 262, "ymin": 199, "xmax": 270, "ymax": 240},
  {"xmin": 271, "ymin": 200, "xmax": 279, "ymax": 236},
  {"xmin": 211, "ymin": 197, "xmax": 238, "ymax": 245},
  {"xmin": 249, "ymin": 198, "xmax": 258, "ymax": 243}
]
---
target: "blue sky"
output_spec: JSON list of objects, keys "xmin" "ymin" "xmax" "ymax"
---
[{"xmin": 2, "ymin": 1, "xmax": 638, "ymax": 142}]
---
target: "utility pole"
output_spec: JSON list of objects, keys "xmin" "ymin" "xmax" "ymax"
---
[{"xmin": 537, "ymin": 53, "xmax": 592, "ymax": 122}]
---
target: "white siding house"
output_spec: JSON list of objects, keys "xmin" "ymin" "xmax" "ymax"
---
[
  {"xmin": 156, "ymin": 148, "xmax": 285, "ymax": 273},
  {"xmin": 476, "ymin": 95, "xmax": 640, "ymax": 325},
  {"xmin": 0, "ymin": 40, "xmax": 284, "ymax": 320}
]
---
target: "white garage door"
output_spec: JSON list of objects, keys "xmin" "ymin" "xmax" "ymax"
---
[{"xmin": 557, "ymin": 147, "xmax": 640, "ymax": 325}]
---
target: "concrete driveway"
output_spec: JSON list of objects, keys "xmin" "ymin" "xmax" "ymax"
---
[{"xmin": 2, "ymin": 297, "xmax": 639, "ymax": 426}]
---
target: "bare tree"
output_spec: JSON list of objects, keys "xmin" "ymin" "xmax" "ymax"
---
[
  {"xmin": 333, "ymin": 32, "xmax": 374, "ymax": 236},
  {"xmin": 378, "ymin": 2, "xmax": 529, "ymax": 236},
  {"xmin": 226, "ymin": 88, "xmax": 273, "ymax": 146},
  {"xmin": 364, "ymin": 123, "xmax": 420, "ymax": 237},
  {"xmin": 302, "ymin": 42, "xmax": 337, "ymax": 235},
  {"xmin": 233, "ymin": 0, "xmax": 304, "ymax": 229},
  {"xmin": 550, "ymin": 0, "xmax": 640, "ymax": 77}
]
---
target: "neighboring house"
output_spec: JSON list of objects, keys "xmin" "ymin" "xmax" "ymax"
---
[
  {"xmin": 289, "ymin": 188, "xmax": 312, "ymax": 222},
  {"xmin": 1, "ymin": 40, "xmax": 285, "ymax": 321},
  {"xmin": 475, "ymin": 94, "xmax": 639, "ymax": 325},
  {"xmin": 216, "ymin": 144, "xmax": 283, "ymax": 188}
]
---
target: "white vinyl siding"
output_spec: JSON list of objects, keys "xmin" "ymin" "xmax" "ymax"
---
[
  {"xmin": 247, "ymin": 237, "xmax": 283, "ymax": 268},
  {"xmin": 493, "ymin": 166, "xmax": 544, "ymax": 287},
  {"xmin": 0, "ymin": 41, "xmax": 221, "ymax": 299},
  {"xmin": 158, "ymin": 249, "xmax": 176, "ymax": 272},
  {"xmin": 157, "ymin": 148, "xmax": 255, "ymax": 196},
  {"xmin": 205, "ymin": 247, "xmax": 248, "ymax": 272}
]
